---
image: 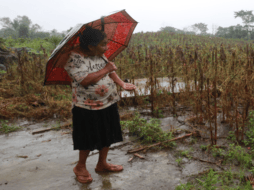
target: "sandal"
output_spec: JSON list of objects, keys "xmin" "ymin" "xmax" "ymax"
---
[
  {"xmin": 95, "ymin": 163, "xmax": 123, "ymax": 172},
  {"xmin": 73, "ymin": 167, "xmax": 93, "ymax": 184}
]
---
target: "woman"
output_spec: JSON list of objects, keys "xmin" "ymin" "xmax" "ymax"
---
[{"xmin": 63, "ymin": 26, "xmax": 136, "ymax": 184}]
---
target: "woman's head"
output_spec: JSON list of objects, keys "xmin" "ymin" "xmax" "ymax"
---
[{"xmin": 79, "ymin": 26, "xmax": 108, "ymax": 56}]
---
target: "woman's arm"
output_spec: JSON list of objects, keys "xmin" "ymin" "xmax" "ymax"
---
[
  {"xmin": 108, "ymin": 72, "xmax": 125, "ymax": 87},
  {"xmin": 81, "ymin": 68, "xmax": 109, "ymax": 87}
]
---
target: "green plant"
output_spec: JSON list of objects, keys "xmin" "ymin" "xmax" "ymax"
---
[
  {"xmin": 157, "ymin": 90, "xmax": 163, "ymax": 96},
  {"xmin": 50, "ymin": 120, "xmax": 61, "ymax": 131},
  {"xmin": 225, "ymin": 144, "xmax": 252, "ymax": 168},
  {"xmin": 0, "ymin": 120, "xmax": 21, "ymax": 133},
  {"xmin": 158, "ymin": 109, "xmax": 164, "ymax": 118},
  {"xmin": 196, "ymin": 169, "xmax": 221, "ymax": 190},
  {"xmin": 200, "ymin": 144, "xmax": 208, "ymax": 151},
  {"xmin": 177, "ymin": 168, "xmax": 253, "ymax": 190},
  {"xmin": 175, "ymin": 182, "xmax": 194, "ymax": 190},
  {"xmin": 176, "ymin": 158, "xmax": 183, "ymax": 166},
  {"xmin": 143, "ymin": 97, "xmax": 149, "ymax": 104},
  {"xmin": 120, "ymin": 111, "xmax": 175, "ymax": 147},
  {"xmin": 0, "ymin": 70, "xmax": 6, "ymax": 74},
  {"xmin": 211, "ymin": 146, "xmax": 224, "ymax": 157},
  {"xmin": 190, "ymin": 137, "xmax": 197, "ymax": 144},
  {"xmin": 221, "ymin": 167, "xmax": 233, "ymax": 186},
  {"xmin": 244, "ymin": 111, "xmax": 254, "ymax": 149},
  {"xmin": 153, "ymin": 109, "xmax": 164, "ymax": 118},
  {"xmin": 227, "ymin": 131, "xmax": 236, "ymax": 142},
  {"xmin": 54, "ymin": 94, "xmax": 68, "ymax": 100},
  {"xmin": 181, "ymin": 150, "xmax": 192, "ymax": 159}
]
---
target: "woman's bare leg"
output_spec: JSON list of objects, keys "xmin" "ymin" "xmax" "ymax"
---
[
  {"xmin": 73, "ymin": 150, "xmax": 93, "ymax": 182},
  {"xmin": 98, "ymin": 147, "xmax": 109, "ymax": 166},
  {"xmin": 96, "ymin": 146, "xmax": 123, "ymax": 171}
]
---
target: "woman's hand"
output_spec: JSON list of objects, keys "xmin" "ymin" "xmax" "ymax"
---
[
  {"xmin": 104, "ymin": 61, "xmax": 117, "ymax": 73},
  {"xmin": 121, "ymin": 82, "xmax": 136, "ymax": 91}
]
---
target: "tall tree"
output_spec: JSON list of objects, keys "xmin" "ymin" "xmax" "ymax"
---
[
  {"xmin": 0, "ymin": 17, "xmax": 20, "ymax": 38},
  {"xmin": 0, "ymin": 15, "xmax": 70, "ymax": 39},
  {"xmin": 159, "ymin": 26, "xmax": 185, "ymax": 34},
  {"xmin": 29, "ymin": 24, "xmax": 42, "ymax": 38},
  {"xmin": 234, "ymin": 10, "xmax": 254, "ymax": 39},
  {"xmin": 235, "ymin": 10, "xmax": 254, "ymax": 26},
  {"xmin": 18, "ymin": 24, "xmax": 29, "ymax": 38},
  {"xmin": 0, "ymin": 15, "xmax": 42, "ymax": 39},
  {"xmin": 16, "ymin": 15, "xmax": 32, "ymax": 28},
  {"xmin": 216, "ymin": 24, "xmax": 249, "ymax": 39},
  {"xmin": 192, "ymin": 23, "xmax": 208, "ymax": 35}
]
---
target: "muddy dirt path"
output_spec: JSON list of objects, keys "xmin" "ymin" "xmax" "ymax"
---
[{"xmin": 0, "ymin": 105, "xmax": 246, "ymax": 190}]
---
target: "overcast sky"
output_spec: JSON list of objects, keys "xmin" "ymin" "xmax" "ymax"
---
[{"xmin": 1, "ymin": 0, "xmax": 254, "ymax": 34}]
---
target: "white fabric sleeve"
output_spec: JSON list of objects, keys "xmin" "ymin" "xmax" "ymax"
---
[{"xmin": 64, "ymin": 53, "xmax": 89, "ymax": 84}]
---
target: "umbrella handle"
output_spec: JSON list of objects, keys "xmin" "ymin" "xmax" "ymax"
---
[{"xmin": 101, "ymin": 56, "xmax": 108, "ymax": 64}]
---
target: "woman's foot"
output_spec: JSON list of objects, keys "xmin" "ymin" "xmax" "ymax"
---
[
  {"xmin": 73, "ymin": 165, "xmax": 93, "ymax": 184},
  {"xmin": 95, "ymin": 163, "xmax": 123, "ymax": 172}
]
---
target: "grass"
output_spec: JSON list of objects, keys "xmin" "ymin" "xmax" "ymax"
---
[
  {"xmin": 175, "ymin": 142, "xmax": 254, "ymax": 189},
  {"xmin": 0, "ymin": 118, "xmax": 63, "ymax": 134},
  {"xmin": 175, "ymin": 158, "xmax": 183, "ymax": 166},
  {"xmin": 174, "ymin": 111, "xmax": 254, "ymax": 190},
  {"xmin": 176, "ymin": 168, "xmax": 253, "ymax": 190},
  {"xmin": 51, "ymin": 120, "xmax": 62, "ymax": 131},
  {"xmin": 0, "ymin": 119, "xmax": 21, "ymax": 133}
]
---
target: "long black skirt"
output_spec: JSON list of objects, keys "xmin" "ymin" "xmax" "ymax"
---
[{"xmin": 71, "ymin": 102, "xmax": 123, "ymax": 151}]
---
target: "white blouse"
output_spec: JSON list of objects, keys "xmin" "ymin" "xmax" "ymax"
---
[{"xmin": 64, "ymin": 52, "xmax": 120, "ymax": 110}]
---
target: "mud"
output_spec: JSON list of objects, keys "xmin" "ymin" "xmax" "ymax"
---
[{"xmin": 0, "ymin": 105, "xmax": 245, "ymax": 190}]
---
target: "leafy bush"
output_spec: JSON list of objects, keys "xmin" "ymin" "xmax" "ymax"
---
[{"xmin": 120, "ymin": 111, "xmax": 175, "ymax": 147}]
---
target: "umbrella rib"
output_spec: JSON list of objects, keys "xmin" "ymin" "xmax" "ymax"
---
[
  {"xmin": 92, "ymin": 22, "xmax": 138, "ymax": 25},
  {"xmin": 108, "ymin": 39, "xmax": 127, "ymax": 46}
]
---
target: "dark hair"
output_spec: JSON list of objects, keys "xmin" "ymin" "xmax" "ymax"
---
[{"xmin": 79, "ymin": 26, "xmax": 107, "ymax": 51}]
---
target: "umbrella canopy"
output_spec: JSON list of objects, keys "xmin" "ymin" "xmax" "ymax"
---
[{"xmin": 43, "ymin": 9, "xmax": 138, "ymax": 86}]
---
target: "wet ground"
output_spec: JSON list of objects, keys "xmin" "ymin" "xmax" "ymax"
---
[{"xmin": 0, "ymin": 104, "xmax": 243, "ymax": 190}]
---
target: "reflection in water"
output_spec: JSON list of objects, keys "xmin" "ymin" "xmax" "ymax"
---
[
  {"xmin": 96, "ymin": 173, "xmax": 112, "ymax": 190},
  {"xmin": 78, "ymin": 172, "xmax": 113, "ymax": 189},
  {"xmin": 120, "ymin": 80, "xmax": 203, "ymax": 98},
  {"xmin": 102, "ymin": 178, "xmax": 112, "ymax": 189}
]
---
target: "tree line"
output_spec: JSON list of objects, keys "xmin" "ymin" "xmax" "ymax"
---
[
  {"xmin": 1, "ymin": 11, "xmax": 254, "ymax": 42},
  {"xmin": 0, "ymin": 15, "xmax": 73, "ymax": 40},
  {"xmin": 159, "ymin": 10, "xmax": 254, "ymax": 40}
]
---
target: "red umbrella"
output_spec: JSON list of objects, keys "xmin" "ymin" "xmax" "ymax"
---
[{"xmin": 43, "ymin": 9, "xmax": 138, "ymax": 86}]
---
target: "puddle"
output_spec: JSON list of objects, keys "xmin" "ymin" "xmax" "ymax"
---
[
  {"xmin": 195, "ymin": 113, "xmax": 232, "ymax": 139},
  {"xmin": 159, "ymin": 115, "xmax": 191, "ymax": 132},
  {"xmin": 182, "ymin": 161, "xmax": 211, "ymax": 176},
  {"xmin": 120, "ymin": 77, "xmax": 204, "ymax": 97}
]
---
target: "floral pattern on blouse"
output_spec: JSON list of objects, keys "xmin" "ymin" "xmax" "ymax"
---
[{"xmin": 64, "ymin": 52, "xmax": 120, "ymax": 110}]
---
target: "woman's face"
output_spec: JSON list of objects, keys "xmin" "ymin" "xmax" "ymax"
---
[{"xmin": 88, "ymin": 37, "xmax": 108, "ymax": 57}]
